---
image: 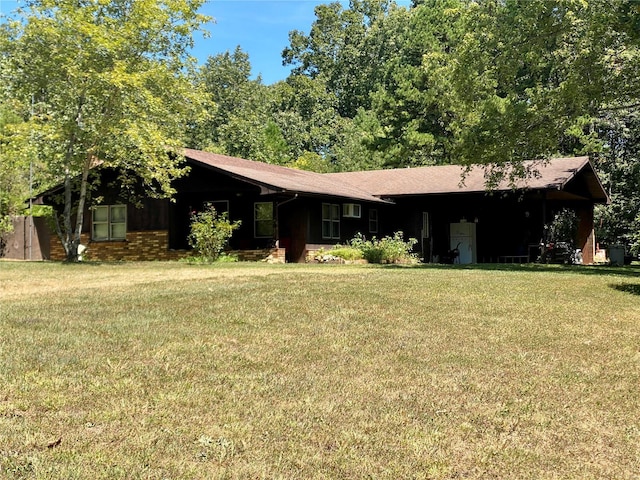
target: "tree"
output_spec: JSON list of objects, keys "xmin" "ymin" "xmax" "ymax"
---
[
  {"xmin": 193, "ymin": 48, "xmax": 295, "ymax": 165},
  {"xmin": 283, "ymin": 0, "xmax": 406, "ymax": 118},
  {"xmin": 593, "ymin": 111, "xmax": 640, "ymax": 256},
  {"xmin": 367, "ymin": 0, "xmax": 640, "ymax": 169},
  {"xmin": 0, "ymin": 0, "xmax": 210, "ymax": 261},
  {"xmin": 437, "ymin": 0, "xmax": 639, "ymax": 166},
  {"xmin": 369, "ymin": 0, "xmax": 465, "ymax": 167},
  {"xmin": 0, "ymin": 101, "xmax": 32, "ymax": 235}
]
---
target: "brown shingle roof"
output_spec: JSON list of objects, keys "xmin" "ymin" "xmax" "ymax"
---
[
  {"xmin": 327, "ymin": 157, "xmax": 608, "ymax": 201},
  {"xmin": 183, "ymin": 150, "xmax": 608, "ymax": 203},
  {"xmin": 183, "ymin": 149, "xmax": 388, "ymax": 203}
]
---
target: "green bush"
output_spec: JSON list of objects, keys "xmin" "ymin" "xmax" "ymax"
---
[
  {"xmin": 346, "ymin": 232, "xmax": 418, "ymax": 264},
  {"xmin": 187, "ymin": 203, "xmax": 241, "ymax": 262},
  {"xmin": 329, "ymin": 247, "xmax": 364, "ymax": 261}
]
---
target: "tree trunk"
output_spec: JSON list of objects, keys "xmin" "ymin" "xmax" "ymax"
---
[{"xmin": 60, "ymin": 98, "xmax": 87, "ymax": 262}]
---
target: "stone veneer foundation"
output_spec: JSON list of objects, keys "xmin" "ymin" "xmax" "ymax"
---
[{"xmin": 49, "ymin": 230, "xmax": 286, "ymax": 262}]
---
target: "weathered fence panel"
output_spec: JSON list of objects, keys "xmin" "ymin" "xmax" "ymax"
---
[{"xmin": 0, "ymin": 216, "xmax": 51, "ymax": 260}]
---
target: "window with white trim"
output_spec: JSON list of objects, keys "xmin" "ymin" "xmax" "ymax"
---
[
  {"xmin": 343, "ymin": 203, "xmax": 361, "ymax": 218},
  {"xmin": 92, "ymin": 205, "xmax": 126, "ymax": 241},
  {"xmin": 369, "ymin": 209, "xmax": 378, "ymax": 233},
  {"xmin": 322, "ymin": 203, "xmax": 340, "ymax": 239},
  {"xmin": 254, "ymin": 202, "xmax": 274, "ymax": 238}
]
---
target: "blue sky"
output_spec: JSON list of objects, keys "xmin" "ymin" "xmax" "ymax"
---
[
  {"xmin": 0, "ymin": 0, "xmax": 410, "ymax": 85},
  {"xmin": 195, "ymin": 0, "xmax": 332, "ymax": 84}
]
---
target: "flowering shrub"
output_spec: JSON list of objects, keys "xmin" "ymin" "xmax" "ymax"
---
[
  {"xmin": 346, "ymin": 231, "xmax": 418, "ymax": 264},
  {"xmin": 188, "ymin": 203, "xmax": 241, "ymax": 262}
]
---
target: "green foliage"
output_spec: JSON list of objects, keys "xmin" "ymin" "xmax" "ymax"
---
[
  {"xmin": 547, "ymin": 209, "xmax": 578, "ymax": 245},
  {"xmin": 287, "ymin": 151, "xmax": 334, "ymax": 173},
  {"xmin": 594, "ymin": 111, "xmax": 640, "ymax": 255},
  {"xmin": 187, "ymin": 203, "xmax": 241, "ymax": 262},
  {"xmin": 0, "ymin": 0, "xmax": 211, "ymax": 260},
  {"xmin": 305, "ymin": 0, "xmax": 639, "ymax": 169},
  {"xmin": 283, "ymin": 0, "xmax": 404, "ymax": 118},
  {"xmin": 0, "ymin": 102, "xmax": 34, "ymax": 235},
  {"xmin": 346, "ymin": 231, "xmax": 418, "ymax": 264},
  {"xmin": 327, "ymin": 246, "xmax": 364, "ymax": 261}
]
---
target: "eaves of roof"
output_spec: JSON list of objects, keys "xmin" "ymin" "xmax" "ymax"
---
[
  {"xmin": 182, "ymin": 148, "xmax": 390, "ymax": 204},
  {"xmin": 325, "ymin": 156, "xmax": 609, "ymax": 203}
]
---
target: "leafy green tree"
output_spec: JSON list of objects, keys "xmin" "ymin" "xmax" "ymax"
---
[
  {"xmin": 270, "ymin": 75, "xmax": 341, "ymax": 161},
  {"xmin": 594, "ymin": 111, "xmax": 640, "ymax": 255},
  {"xmin": 0, "ymin": 103, "xmax": 28, "ymax": 234},
  {"xmin": 193, "ymin": 47, "xmax": 259, "ymax": 150},
  {"xmin": 194, "ymin": 47, "xmax": 294, "ymax": 165},
  {"xmin": 368, "ymin": 0, "xmax": 639, "ymax": 168},
  {"xmin": 331, "ymin": 110, "xmax": 385, "ymax": 172},
  {"xmin": 440, "ymin": 0, "xmax": 639, "ymax": 165},
  {"xmin": 0, "ymin": 0, "xmax": 210, "ymax": 261},
  {"xmin": 369, "ymin": 0, "xmax": 464, "ymax": 167},
  {"xmin": 283, "ymin": 0, "xmax": 406, "ymax": 119}
]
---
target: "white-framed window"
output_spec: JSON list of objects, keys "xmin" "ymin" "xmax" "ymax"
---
[
  {"xmin": 92, "ymin": 205, "xmax": 126, "ymax": 241},
  {"xmin": 254, "ymin": 202, "xmax": 274, "ymax": 238},
  {"xmin": 343, "ymin": 203, "xmax": 361, "ymax": 218},
  {"xmin": 369, "ymin": 209, "xmax": 379, "ymax": 233},
  {"xmin": 322, "ymin": 203, "xmax": 340, "ymax": 239}
]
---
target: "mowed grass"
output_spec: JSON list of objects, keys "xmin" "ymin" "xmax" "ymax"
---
[{"xmin": 1, "ymin": 261, "xmax": 639, "ymax": 479}]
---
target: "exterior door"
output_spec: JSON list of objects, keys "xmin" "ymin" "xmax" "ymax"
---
[{"xmin": 450, "ymin": 222, "xmax": 477, "ymax": 264}]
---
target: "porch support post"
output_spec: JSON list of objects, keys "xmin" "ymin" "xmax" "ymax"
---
[{"xmin": 576, "ymin": 205, "xmax": 595, "ymax": 264}]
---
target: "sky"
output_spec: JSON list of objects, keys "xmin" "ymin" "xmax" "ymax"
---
[
  {"xmin": 194, "ymin": 0, "xmax": 333, "ymax": 84},
  {"xmin": 0, "ymin": 0, "xmax": 410, "ymax": 85}
]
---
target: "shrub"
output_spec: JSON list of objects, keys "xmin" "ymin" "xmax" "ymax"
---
[
  {"xmin": 187, "ymin": 203, "xmax": 241, "ymax": 262},
  {"xmin": 328, "ymin": 247, "xmax": 364, "ymax": 261},
  {"xmin": 346, "ymin": 232, "xmax": 418, "ymax": 264}
]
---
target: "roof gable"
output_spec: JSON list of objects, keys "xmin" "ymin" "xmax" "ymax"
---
[{"xmin": 183, "ymin": 149, "xmax": 388, "ymax": 203}]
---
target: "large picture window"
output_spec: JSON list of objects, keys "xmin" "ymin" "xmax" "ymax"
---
[
  {"xmin": 254, "ymin": 202, "xmax": 274, "ymax": 238},
  {"xmin": 322, "ymin": 203, "xmax": 340, "ymax": 239},
  {"xmin": 92, "ymin": 205, "xmax": 126, "ymax": 241}
]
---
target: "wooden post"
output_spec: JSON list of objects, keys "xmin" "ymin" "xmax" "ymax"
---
[{"xmin": 576, "ymin": 206, "xmax": 595, "ymax": 264}]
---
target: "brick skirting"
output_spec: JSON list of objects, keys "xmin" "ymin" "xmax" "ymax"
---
[{"xmin": 49, "ymin": 230, "xmax": 286, "ymax": 262}]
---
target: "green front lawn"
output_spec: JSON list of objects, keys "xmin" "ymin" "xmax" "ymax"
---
[{"xmin": 1, "ymin": 262, "xmax": 639, "ymax": 479}]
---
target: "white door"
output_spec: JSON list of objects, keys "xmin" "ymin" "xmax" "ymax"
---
[{"xmin": 450, "ymin": 222, "xmax": 476, "ymax": 264}]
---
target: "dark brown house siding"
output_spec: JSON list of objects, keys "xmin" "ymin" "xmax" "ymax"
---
[{"xmin": 35, "ymin": 153, "xmax": 607, "ymax": 264}]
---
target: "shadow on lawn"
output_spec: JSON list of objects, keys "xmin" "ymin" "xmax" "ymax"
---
[
  {"xmin": 402, "ymin": 262, "xmax": 640, "ymax": 279},
  {"xmin": 610, "ymin": 283, "xmax": 640, "ymax": 296}
]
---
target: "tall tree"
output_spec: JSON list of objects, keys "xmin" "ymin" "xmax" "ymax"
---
[
  {"xmin": 369, "ymin": 0, "xmax": 465, "ymax": 167},
  {"xmin": 0, "ymin": 0, "xmax": 210, "ymax": 261},
  {"xmin": 366, "ymin": 0, "xmax": 640, "ymax": 170},
  {"xmin": 194, "ymin": 48, "xmax": 294, "ymax": 165},
  {"xmin": 0, "ymin": 101, "xmax": 32, "ymax": 235},
  {"xmin": 283, "ymin": 0, "xmax": 406, "ymax": 118},
  {"xmin": 442, "ymin": 0, "xmax": 639, "ymax": 166},
  {"xmin": 593, "ymin": 111, "xmax": 640, "ymax": 256}
]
